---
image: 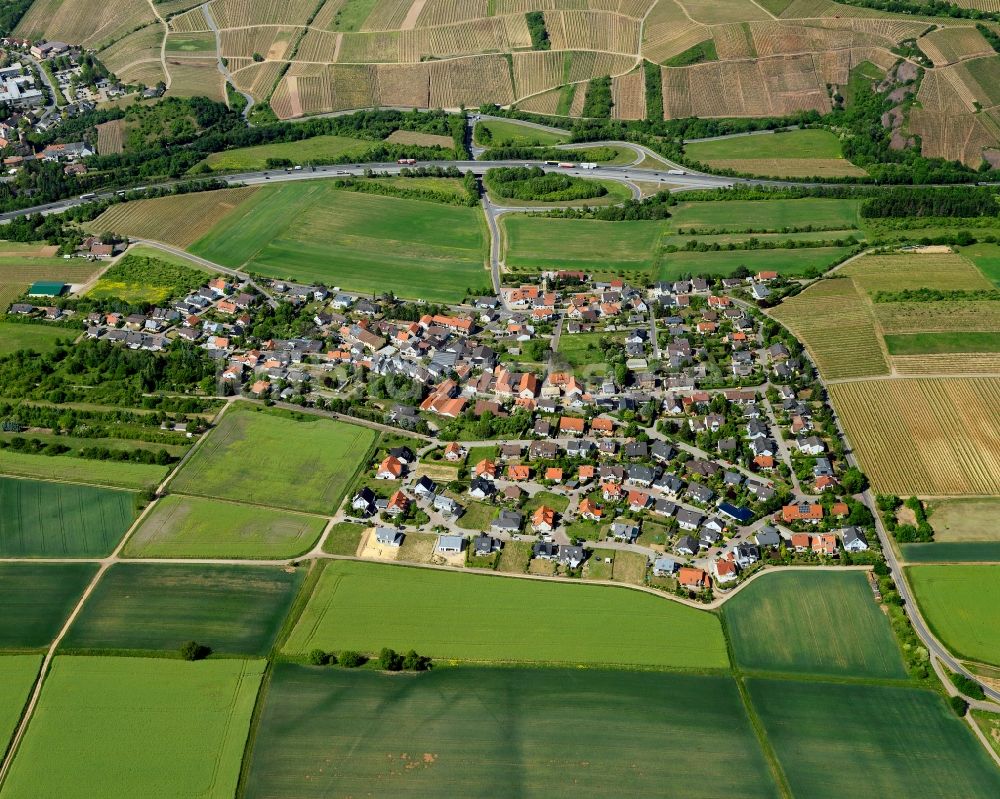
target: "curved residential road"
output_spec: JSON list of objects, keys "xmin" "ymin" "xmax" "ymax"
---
[{"xmin": 761, "ymin": 307, "xmax": 1000, "ymax": 705}]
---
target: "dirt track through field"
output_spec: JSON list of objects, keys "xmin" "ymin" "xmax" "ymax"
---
[{"xmin": 401, "ymin": 0, "xmax": 427, "ymax": 30}]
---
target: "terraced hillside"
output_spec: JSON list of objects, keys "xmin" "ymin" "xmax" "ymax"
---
[{"xmin": 17, "ymin": 0, "xmax": 1000, "ymax": 164}]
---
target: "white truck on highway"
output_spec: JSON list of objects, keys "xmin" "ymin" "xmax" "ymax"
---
[
  {"xmin": 579, "ymin": 162, "xmax": 597, "ymax": 169},
  {"xmin": 667, "ymin": 168, "xmax": 686, "ymax": 176}
]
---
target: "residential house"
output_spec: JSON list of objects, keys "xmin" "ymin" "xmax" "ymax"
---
[
  {"xmin": 532, "ymin": 505, "xmax": 556, "ymax": 533},
  {"xmin": 715, "ymin": 560, "xmax": 738, "ymax": 584},
  {"xmin": 375, "ymin": 527, "xmax": 404, "ymax": 547},
  {"xmin": 376, "ymin": 455, "xmax": 403, "ymax": 480},
  {"xmin": 436, "ymin": 534, "xmax": 465, "ymax": 553},
  {"xmin": 678, "ymin": 567, "xmax": 710, "ymax": 590},
  {"xmin": 842, "ymin": 527, "xmax": 869, "ymax": 552},
  {"xmin": 492, "ymin": 509, "xmax": 523, "ymax": 534}
]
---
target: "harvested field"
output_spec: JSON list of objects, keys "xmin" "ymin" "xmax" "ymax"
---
[
  {"xmin": 512, "ymin": 50, "xmax": 567, "ymax": 99},
  {"xmin": 409, "ymin": 0, "xmax": 489, "ymax": 27},
  {"xmin": 97, "ymin": 24, "xmax": 164, "ymax": 76},
  {"xmin": 0, "ymin": 476, "xmax": 135, "ymax": 558},
  {"xmin": 230, "ymin": 60, "xmax": 287, "ymax": 98},
  {"xmin": 679, "ymin": 0, "xmax": 772, "ymax": 24},
  {"xmin": 85, "ymin": 187, "xmax": 259, "ymax": 248},
  {"xmin": 841, "ymin": 252, "xmax": 994, "ymax": 294},
  {"xmin": 891, "ymin": 352, "xmax": 1000, "ymax": 375},
  {"xmin": 750, "ymin": 678, "xmax": 1000, "ymax": 799},
  {"xmin": 874, "ymin": 301, "xmax": 1000, "ymax": 334},
  {"xmin": 663, "ymin": 54, "xmax": 833, "ymax": 119},
  {"xmin": 516, "ymin": 85, "xmax": 563, "ymax": 113},
  {"xmin": 919, "ymin": 26, "xmax": 993, "ymax": 66},
  {"xmin": 0, "ymin": 563, "xmax": 98, "ymax": 649},
  {"xmin": 123, "ymin": 495, "xmax": 326, "ymax": 559},
  {"xmin": 829, "ymin": 377, "xmax": 1000, "ymax": 496},
  {"xmin": 166, "ymin": 58, "xmax": 225, "ymax": 101},
  {"xmin": 713, "ymin": 22, "xmax": 757, "ymax": 59},
  {"xmin": 115, "ymin": 59, "xmax": 168, "ymax": 88},
  {"xmin": 270, "ymin": 55, "xmax": 514, "ymax": 115},
  {"xmin": 2, "ymin": 656, "xmax": 264, "ymax": 799},
  {"xmin": 385, "ymin": 128, "xmax": 453, "ymax": 146},
  {"xmin": 724, "ymin": 570, "xmax": 906, "ymax": 679},
  {"xmin": 701, "ymin": 157, "xmax": 866, "ymax": 177},
  {"xmin": 908, "ymin": 565, "xmax": 1000, "ymax": 665},
  {"xmin": 545, "ymin": 10, "xmax": 642, "ymax": 55},
  {"xmin": 168, "ymin": 6, "xmax": 211, "ymax": 32},
  {"xmin": 244, "ymin": 666, "xmax": 779, "ymax": 799},
  {"xmin": 15, "ymin": 0, "xmax": 155, "ymax": 48},
  {"xmin": 926, "ymin": 498, "xmax": 1000, "ymax": 542},
  {"xmin": 770, "ymin": 277, "xmax": 889, "ymax": 380},
  {"xmin": 284, "ymin": 560, "xmax": 729, "ymax": 668},
  {"xmin": 63, "ymin": 563, "xmax": 305, "ymax": 654},
  {"xmin": 94, "ymin": 119, "xmax": 124, "ymax": 155},
  {"xmin": 565, "ymin": 50, "xmax": 637, "ymax": 84},
  {"xmin": 611, "ymin": 67, "xmax": 645, "ymax": 119},
  {"xmin": 358, "ymin": 0, "xmax": 416, "ymax": 31},
  {"xmin": 219, "ymin": 26, "xmax": 300, "ymax": 61},
  {"xmin": 206, "ymin": 0, "xmax": 319, "ymax": 27},
  {"xmin": 169, "ymin": 405, "xmax": 375, "ymax": 515}
]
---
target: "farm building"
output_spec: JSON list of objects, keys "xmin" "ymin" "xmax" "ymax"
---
[{"xmin": 27, "ymin": 281, "xmax": 66, "ymax": 297}]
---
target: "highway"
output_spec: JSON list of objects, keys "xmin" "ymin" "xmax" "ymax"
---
[{"xmin": 0, "ymin": 156, "xmax": 777, "ymax": 224}]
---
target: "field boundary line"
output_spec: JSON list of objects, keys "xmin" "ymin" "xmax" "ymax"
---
[
  {"xmin": 733, "ymin": 673, "xmax": 794, "ymax": 799},
  {"xmin": 968, "ymin": 712, "xmax": 1000, "ymax": 768},
  {"xmin": 0, "ymin": 561, "xmax": 110, "ymax": 788},
  {"xmin": 146, "ymin": 0, "xmax": 172, "ymax": 89}
]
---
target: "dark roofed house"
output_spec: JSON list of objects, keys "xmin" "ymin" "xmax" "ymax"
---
[{"xmin": 718, "ymin": 502, "xmax": 753, "ymax": 525}]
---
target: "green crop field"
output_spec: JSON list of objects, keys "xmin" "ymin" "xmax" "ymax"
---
[
  {"xmin": 169, "ymin": 405, "xmax": 376, "ymax": 515},
  {"xmin": 0, "ymin": 476, "xmax": 135, "ymax": 557},
  {"xmin": 244, "ymin": 665, "xmax": 779, "ymax": 799},
  {"xmin": 684, "ymin": 131, "xmax": 866, "ymax": 177},
  {"xmin": 723, "ymin": 571, "xmax": 907, "ymax": 679},
  {"xmin": 189, "ymin": 182, "xmax": 488, "ymax": 302},
  {"xmin": 197, "ymin": 134, "xmax": 378, "ymax": 172},
  {"xmin": 0, "ymin": 449, "xmax": 168, "ymax": 489},
  {"xmin": 0, "ymin": 322, "xmax": 71, "ymax": 355},
  {"xmin": 503, "ymin": 201, "xmax": 857, "ymax": 278},
  {"xmin": 321, "ymin": 521, "xmax": 366, "ymax": 556},
  {"xmin": 474, "ymin": 119, "xmax": 568, "ymax": 147},
  {"xmin": 0, "ymin": 655, "xmax": 40, "ymax": 754},
  {"xmin": 123, "ymin": 494, "xmax": 326, "ymax": 559},
  {"xmin": 669, "ymin": 198, "xmax": 860, "ymax": 232},
  {"xmin": 962, "ymin": 242, "xmax": 1000, "ymax": 285},
  {"xmin": 749, "ymin": 679, "xmax": 1000, "ymax": 798},
  {"xmin": 62, "ymin": 563, "xmax": 304, "ymax": 655},
  {"xmin": 658, "ymin": 246, "xmax": 853, "ymax": 280},
  {"xmin": 283, "ymin": 561, "xmax": 728, "ymax": 668},
  {"xmin": 884, "ymin": 332, "xmax": 1000, "ymax": 355},
  {"xmin": 0, "ymin": 563, "xmax": 98, "ymax": 649},
  {"xmin": 686, "ymin": 130, "xmax": 845, "ymax": 161},
  {"xmin": 902, "ymin": 542, "xmax": 1000, "ymax": 563},
  {"xmin": 2, "ymin": 656, "xmax": 264, "ymax": 799},
  {"xmin": 928, "ymin": 499, "xmax": 1000, "ymax": 541},
  {"xmin": 907, "ymin": 565, "xmax": 1000, "ymax": 665},
  {"xmin": 504, "ymin": 216, "xmax": 664, "ymax": 273}
]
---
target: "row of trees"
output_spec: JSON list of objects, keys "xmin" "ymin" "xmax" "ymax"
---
[{"xmin": 308, "ymin": 647, "xmax": 432, "ymax": 671}]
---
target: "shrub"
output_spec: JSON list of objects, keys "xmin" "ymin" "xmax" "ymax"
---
[
  {"xmin": 338, "ymin": 650, "xmax": 365, "ymax": 668},
  {"xmin": 950, "ymin": 673, "xmax": 986, "ymax": 701},
  {"xmin": 180, "ymin": 641, "xmax": 210, "ymax": 661},
  {"xmin": 378, "ymin": 647, "xmax": 403, "ymax": 671},
  {"xmin": 949, "ymin": 695, "xmax": 969, "ymax": 717},
  {"xmin": 308, "ymin": 648, "xmax": 330, "ymax": 666}
]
